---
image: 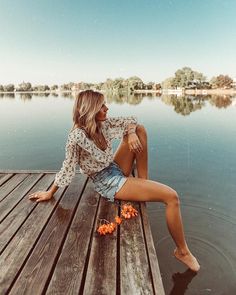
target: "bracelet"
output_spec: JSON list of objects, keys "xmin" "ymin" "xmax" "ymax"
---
[{"xmin": 127, "ymin": 130, "xmax": 136, "ymax": 135}]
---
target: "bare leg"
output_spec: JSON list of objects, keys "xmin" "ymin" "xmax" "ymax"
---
[
  {"xmin": 113, "ymin": 125, "xmax": 200, "ymax": 272},
  {"xmin": 135, "ymin": 125, "xmax": 148, "ymax": 179}
]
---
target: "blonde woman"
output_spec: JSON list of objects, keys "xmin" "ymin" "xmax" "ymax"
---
[{"xmin": 28, "ymin": 89, "xmax": 200, "ymax": 272}]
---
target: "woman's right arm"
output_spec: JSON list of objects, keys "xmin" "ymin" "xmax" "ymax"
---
[{"xmin": 28, "ymin": 133, "xmax": 78, "ymax": 202}]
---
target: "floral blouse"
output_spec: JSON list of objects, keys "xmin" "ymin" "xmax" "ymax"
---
[{"xmin": 54, "ymin": 116, "xmax": 138, "ymax": 188}]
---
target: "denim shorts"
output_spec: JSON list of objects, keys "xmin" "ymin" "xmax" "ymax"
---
[{"xmin": 89, "ymin": 161, "xmax": 128, "ymax": 203}]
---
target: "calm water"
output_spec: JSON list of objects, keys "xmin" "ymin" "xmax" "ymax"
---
[{"xmin": 1, "ymin": 92, "xmax": 236, "ymax": 294}]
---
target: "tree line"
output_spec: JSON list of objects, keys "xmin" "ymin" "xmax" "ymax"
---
[{"xmin": 0, "ymin": 67, "xmax": 235, "ymax": 92}]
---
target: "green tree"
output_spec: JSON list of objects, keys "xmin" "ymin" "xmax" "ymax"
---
[
  {"xmin": 18, "ymin": 82, "xmax": 32, "ymax": 91},
  {"xmin": 154, "ymin": 83, "xmax": 162, "ymax": 90},
  {"xmin": 51, "ymin": 85, "xmax": 58, "ymax": 91},
  {"xmin": 161, "ymin": 67, "xmax": 207, "ymax": 89},
  {"xmin": 126, "ymin": 76, "xmax": 144, "ymax": 91},
  {"xmin": 3, "ymin": 84, "xmax": 15, "ymax": 92},
  {"xmin": 161, "ymin": 77, "xmax": 175, "ymax": 89},
  {"xmin": 211, "ymin": 75, "xmax": 233, "ymax": 88},
  {"xmin": 60, "ymin": 82, "xmax": 75, "ymax": 91},
  {"xmin": 172, "ymin": 67, "xmax": 206, "ymax": 88},
  {"xmin": 210, "ymin": 76, "xmax": 217, "ymax": 89},
  {"xmin": 33, "ymin": 85, "xmax": 50, "ymax": 91}
]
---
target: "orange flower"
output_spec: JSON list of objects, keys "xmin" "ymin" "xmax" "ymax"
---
[
  {"xmin": 115, "ymin": 216, "xmax": 122, "ymax": 224},
  {"xmin": 121, "ymin": 203, "xmax": 138, "ymax": 219},
  {"xmin": 97, "ymin": 203, "xmax": 138, "ymax": 236},
  {"xmin": 97, "ymin": 221, "xmax": 116, "ymax": 235}
]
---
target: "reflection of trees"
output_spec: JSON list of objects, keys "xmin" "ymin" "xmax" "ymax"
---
[
  {"xmin": 161, "ymin": 95, "xmax": 205, "ymax": 116},
  {"xmin": 104, "ymin": 93, "xmax": 144, "ymax": 105},
  {"xmin": 51, "ymin": 92, "xmax": 59, "ymax": 97},
  {"xmin": 127, "ymin": 94, "xmax": 143, "ymax": 105},
  {"xmin": 161, "ymin": 94, "xmax": 234, "ymax": 115},
  {"xmin": 208, "ymin": 95, "xmax": 232, "ymax": 108},
  {"xmin": 20, "ymin": 93, "xmax": 32, "ymax": 100},
  {"xmin": 61, "ymin": 92, "xmax": 74, "ymax": 99},
  {"xmin": 33, "ymin": 92, "xmax": 50, "ymax": 97},
  {"xmin": 0, "ymin": 93, "xmax": 15, "ymax": 99}
]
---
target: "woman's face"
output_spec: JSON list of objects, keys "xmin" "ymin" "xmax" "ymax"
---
[{"xmin": 95, "ymin": 100, "xmax": 109, "ymax": 121}]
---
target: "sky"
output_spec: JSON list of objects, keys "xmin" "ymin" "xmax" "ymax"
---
[{"xmin": 0, "ymin": 0, "xmax": 236, "ymax": 85}]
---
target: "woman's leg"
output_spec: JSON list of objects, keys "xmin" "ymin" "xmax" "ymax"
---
[
  {"xmin": 114, "ymin": 177, "xmax": 200, "ymax": 272},
  {"xmin": 113, "ymin": 124, "xmax": 148, "ymax": 178},
  {"xmin": 113, "ymin": 125, "xmax": 200, "ymax": 272}
]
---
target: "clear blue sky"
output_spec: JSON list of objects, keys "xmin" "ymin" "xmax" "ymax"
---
[{"xmin": 0, "ymin": 0, "xmax": 236, "ymax": 85}]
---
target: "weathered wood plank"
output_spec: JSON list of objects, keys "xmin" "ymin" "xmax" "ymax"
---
[
  {"xmin": 46, "ymin": 178, "xmax": 99, "ymax": 295},
  {"xmin": 0, "ymin": 175, "xmax": 58, "ymax": 293},
  {"xmin": 133, "ymin": 167, "xmax": 165, "ymax": 295},
  {"xmin": 82, "ymin": 196, "xmax": 119, "ymax": 295},
  {"xmin": 0, "ymin": 170, "xmax": 81, "ymax": 174},
  {"xmin": 0, "ymin": 169, "xmax": 165, "ymax": 295},
  {"xmin": 120, "ymin": 200, "xmax": 154, "ymax": 295},
  {"xmin": 0, "ymin": 174, "xmax": 28, "ymax": 202},
  {"xmin": 140, "ymin": 203, "xmax": 165, "ymax": 295},
  {"xmin": 8, "ymin": 174, "xmax": 87, "ymax": 295},
  {"xmin": 0, "ymin": 174, "xmax": 42, "ymax": 222},
  {"xmin": 0, "ymin": 173, "xmax": 14, "ymax": 186},
  {"xmin": 0, "ymin": 174, "xmax": 52, "ymax": 253}
]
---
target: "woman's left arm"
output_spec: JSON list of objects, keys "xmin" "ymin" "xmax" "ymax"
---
[
  {"xmin": 127, "ymin": 126, "xmax": 143, "ymax": 153},
  {"xmin": 106, "ymin": 116, "xmax": 138, "ymax": 140}
]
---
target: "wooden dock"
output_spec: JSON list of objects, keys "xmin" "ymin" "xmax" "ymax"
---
[{"xmin": 0, "ymin": 167, "xmax": 165, "ymax": 295}]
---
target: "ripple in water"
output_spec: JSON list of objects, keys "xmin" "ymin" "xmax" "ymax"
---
[{"xmin": 148, "ymin": 204, "xmax": 236, "ymax": 294}]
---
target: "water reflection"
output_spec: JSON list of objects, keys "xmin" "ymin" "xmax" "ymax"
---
[
  {"xmin": 19, "ymin": 93, "xmax": 32, "ymax": 100},
  {"xmin": 208, "ymin": 95, "xmax": 233, "ymax": 108},
  {"xmin": 33, "ymin": 92, "xmax": 50, "ymax": 97},
  {"xmin": 0, "ymin": 93, "xmax": 235, "ymax": 113},
  {"xmin": 169, "ymin": 269, "xmax": 198, "ymax": 295},
  {"xmin": 0, "ymin": 93, "xmax": 15, "ymax": 99}
]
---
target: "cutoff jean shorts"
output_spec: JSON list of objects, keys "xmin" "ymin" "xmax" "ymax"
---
[{"xmin": 89, "ymin": 161, "xmax": 128, "ymax": 203}]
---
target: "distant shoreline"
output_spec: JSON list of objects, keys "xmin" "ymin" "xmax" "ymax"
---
[
  {"xmin": 0, "ymin": 88, "xmax": 236, "ymax": 95},
  {"xmin": 135, "ymin": 89, "xmax": 236, "ymax": 95}
]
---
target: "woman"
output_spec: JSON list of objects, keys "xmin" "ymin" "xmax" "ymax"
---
[{"xmin": 28, "ymin": 89, "xmax": 200, "ymax": 272}]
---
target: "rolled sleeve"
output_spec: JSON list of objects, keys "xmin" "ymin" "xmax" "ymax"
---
[
  {"xmin": 106, "ymin": 116, "xmax": 138, "ymax": 140},
  {"xmin": 54, "ymin": 134, "xmax": 78, "ymax": 188}
]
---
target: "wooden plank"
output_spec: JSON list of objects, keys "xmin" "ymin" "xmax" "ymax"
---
[
  {"xmin": 0, "ymin": 174, "xmax": 42, "ymax": 222},
  {"xmin": 7, "ymin": 174, "xmax": 87, "ymax": 295},
  {"xmin": 0, "ymin": 174, "xmax": 28, "ymax": 202},
  {"xmin": 120, "ymin": 200, "xmax": 154, "ymax": 295},
  {"xmin": 140, "ymin": 203, "xmax": 165, "ymax": 295},
  {"xmin": 0, "ymin": 174, "xmax": 52, "ymax": 253},
  {"xmin": 0, "ymin": 169, "xmax": 165, "ymax": 294},
  {"xmin": 133, "ymin": 167, "xmax": 165, "ymax": 295},
  {"xmin": 0, "ymin": 170, "xmax": 81, "ymax": 174},
  {"xmin": 82, "ymin": 196, "xmax": 119, "ymax": 295},
  {"xmin": 46, "ymin": 178, "xmax": 100, "ymax": 295},
  {"xmin": 0, "ymin": 180, "xmax": 65, "ymax": 294},
  {"xmin": 0, "ymin": 173, "xmax": 14, "ymax": 186}
]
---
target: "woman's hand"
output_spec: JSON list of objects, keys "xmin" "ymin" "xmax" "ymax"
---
[
  {"xmin": 28, "ymin": 191, "xmax": 53, "ymax": 203},
  {"xmin": 128, "ymin": 133, "xmax": 143, "ymax": 153}
]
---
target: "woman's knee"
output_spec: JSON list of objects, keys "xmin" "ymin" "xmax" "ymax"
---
[
  {"xmin": 166, "ymin": 190, "xmax": 180, "ymax": 206},
  {"xmin": 136, "ymin": 124, "xmax": 147, "ymax": 137}
]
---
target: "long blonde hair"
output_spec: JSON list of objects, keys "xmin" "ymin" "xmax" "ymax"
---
[{"xmin": 70, "ymin": 89, "xmax": 105, "ymax": 140}]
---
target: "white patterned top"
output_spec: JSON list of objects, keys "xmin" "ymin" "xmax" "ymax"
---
[{"xmin": 54, "ymin": 116, "xmax": 138, "ymax": 188}]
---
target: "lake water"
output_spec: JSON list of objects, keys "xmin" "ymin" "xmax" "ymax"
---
[{"xmin": 1, "ymin": 92, "xmax": 236, "ymax": 294}]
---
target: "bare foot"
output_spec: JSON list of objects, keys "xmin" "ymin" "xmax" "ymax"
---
[{"xmin": 174, "ymin": 248, "xmax": 200, "ymax": 272}]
